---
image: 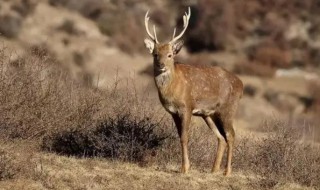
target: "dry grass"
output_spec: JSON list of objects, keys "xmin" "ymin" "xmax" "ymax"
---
[
  {"xmin": 0, "ymin": 47, "xmax": 102, "ymax": 139},
  {"xmin": 0, "ymin": 46, "xmax": 319, "ymax": 189},
  {"xmin": 0, "ymin": 148, "xmax": 18, "ymax": 181},
  {"xmin": 234, "ymin": 120, "xmax": 320, "ymax": 188}
]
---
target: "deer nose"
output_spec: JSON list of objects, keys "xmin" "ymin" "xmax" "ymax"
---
[
  {"xmin": 157, "ymin": 63, "xmax": 165, "ymax": 68},
  {"xmin": 155, "ymin": 62, "xmax": 165, "ymax": 70}
]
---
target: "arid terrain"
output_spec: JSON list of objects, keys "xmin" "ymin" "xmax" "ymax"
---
[{"xmin": 0, "ymin": 0, "xmax": 320, "ymax": 189}]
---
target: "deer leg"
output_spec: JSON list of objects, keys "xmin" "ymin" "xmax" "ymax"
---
[
  {"xmin": 172, "ymin": 112, "xmax": 191, "ymax": 173},
  {"xmin": 223, "ymin": 120, "xmax": 235, "ymax": 176},
  {"xmin": 204, "ymin": 116, "xmax": 226, "ymax": 173}
]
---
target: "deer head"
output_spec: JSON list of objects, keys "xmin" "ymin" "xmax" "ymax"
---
[{"xmin": 144, "ymin": 7, "xmax": 191, "ymax": 72}]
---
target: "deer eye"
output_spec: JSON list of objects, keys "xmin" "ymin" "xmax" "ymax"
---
[{"xmin": 167, "ymin": 54, "xmax": 173, "ymax": 58}]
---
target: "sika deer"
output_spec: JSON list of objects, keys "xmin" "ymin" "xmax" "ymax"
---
[{"xmin": 144, "ymin": 7, "xmax": 243, "ymax": 176}]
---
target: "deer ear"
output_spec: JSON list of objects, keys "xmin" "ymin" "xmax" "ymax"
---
[
  {"xmin": 173, "ymin": 40, "xmax": 184, "ymax": 55},
  {"xmin": 144, "ymin": 38, "xmax": 155, "ymax": 54}
]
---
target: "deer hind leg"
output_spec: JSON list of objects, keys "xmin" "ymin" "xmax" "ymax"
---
[
  {"xmin": 224, "ymin": 120, "xmax": 235, "ymax": 176},
  {"xmin": 203, "ymin": 115, "xmax": 227, "ymax": 173},
  {"xmin": 172, "ymin": 112, "xmax": 191, "ymax": 173},
  {"xmin": 215, "ymin": 112, "xmax": 235, "ymax": 177}
]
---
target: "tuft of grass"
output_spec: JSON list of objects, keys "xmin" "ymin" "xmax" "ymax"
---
[{"xmin": 234, "ymin": 120, "xmax": 320, "ymax": 188}]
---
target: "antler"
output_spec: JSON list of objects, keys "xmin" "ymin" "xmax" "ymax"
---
[
  {"xmin": 145, "ymin": 11, "xmax": 159, "ymax": 44},
  {"xmin": 170, "ymin": 7, "xmax": 191, "ymax": 43}
]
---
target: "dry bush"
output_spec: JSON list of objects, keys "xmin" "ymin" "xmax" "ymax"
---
[
  {"xmin": 42, "ymin": 111, "xmax": 169, "ymax": 164},
  {"xmin": 40, "ymin": 73, "xmax": 171, "ymax": 163},
  {"xmin": 0, "ymin": 149, "xmax": 19, "ymax": 181},
  {"xmin": 234, "ymin": 120, "xmax": 320, "ymax": 188},
  {"xmin": 0, "ymin": 47, "xmax": 102, "ymax": 139}
]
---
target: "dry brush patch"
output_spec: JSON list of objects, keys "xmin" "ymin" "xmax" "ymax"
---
[
  {"xmin": 234, "ymin": 120, "xmax": 320, "ymax": 188},
  {"xmin": 42, "ymin": 111, "xmax": 170, "ymax": 164},
  {"xmin": 0, "ymin": 47, "xmax": 102, "ymax": 140},
  {"xmin": 0, "ymin": 148, "xmax": 18, "ymax": 181}
]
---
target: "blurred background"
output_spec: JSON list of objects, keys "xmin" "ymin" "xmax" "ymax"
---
[{"xmin": 0, "ymin": 0, "xmax": 320, "ymax": 138}]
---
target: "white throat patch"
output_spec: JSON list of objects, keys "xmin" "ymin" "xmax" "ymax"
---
[{"xmin": 155, "ymin": 70, "xmax": 171, "ymax": 87}]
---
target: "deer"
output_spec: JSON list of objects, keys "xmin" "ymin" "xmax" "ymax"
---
[{"xmin": 143, "ymin": 7, "xmax": 243, "ymax": 176}]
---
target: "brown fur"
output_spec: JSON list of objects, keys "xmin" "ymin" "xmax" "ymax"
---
[
  {"xmin": 144, "ymin": 7, "xmax": 243, "ymax": 175},
  {"xmin": 146, "ymin": 42, "xmax": 243, "ymax": 176}
]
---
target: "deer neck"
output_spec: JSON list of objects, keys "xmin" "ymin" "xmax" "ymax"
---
[{"xmin": 153, "ymin": 61, "xmax": 175, "ymax": 91}]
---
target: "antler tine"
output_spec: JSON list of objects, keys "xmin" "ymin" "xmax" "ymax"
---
[
  {"xmin": 170, "ymin": 7, "xmax": 191, "ymax": 43},
  {"xmin": 172, "ymin": 27, "xmax": 176, "ymax": 40},
  {"xmin": 145, "ymin": 10, "xmax": 159, "ymax": 44},
  {"xmin": 153, "ymin": 25, "xmax": 159, "ymax": 44}
]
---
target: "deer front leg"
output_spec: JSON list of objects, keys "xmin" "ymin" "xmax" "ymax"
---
[{"xmin": 172, "ymin": 112, "xmax": 191, "ymax": 173}]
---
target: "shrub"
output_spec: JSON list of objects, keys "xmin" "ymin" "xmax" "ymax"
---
[
  {"xmin": 0, "ymin": 149, "xmax": 19, "ymax": 181},
  {"xmin": 234, "ymin": 120, "xmax": 320, "ymax": 188},
  {"xmin": 0, "ymin": 47, "xmax": 101, "ymax": 140},
  {"xmin": 42, "ymin": 112, "xmax": 169, "ymax": 163}
]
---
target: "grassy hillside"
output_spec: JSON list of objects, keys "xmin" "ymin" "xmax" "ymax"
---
[{"xmin": 0, "ymin": 1, "xmax": 320, "ymax": 190}]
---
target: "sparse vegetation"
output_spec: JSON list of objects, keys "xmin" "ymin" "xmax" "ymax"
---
[
  {"xmin": 0, "ymin": 0, "xmax": 320, "ymax": 189},
  {"xmin": 234, "ymin": 120, "xmax": 320, "ymax": 188},
  {"xmin": 0, "ymin": 48, "xmax": 101, "ymax": 139}
]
